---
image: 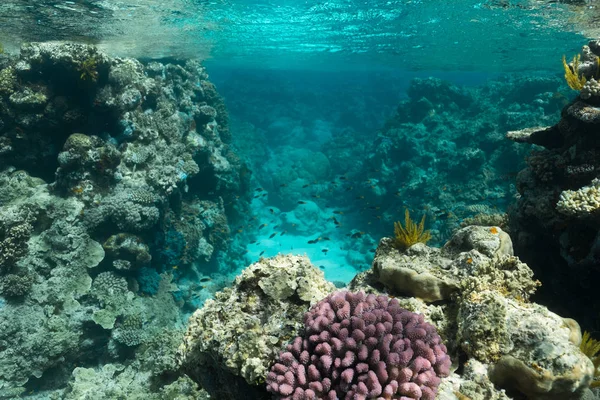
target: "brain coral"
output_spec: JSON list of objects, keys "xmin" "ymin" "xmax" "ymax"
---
[{"xmin": 266, "ymin": 290, "xmax": 451, "ymax": 400}]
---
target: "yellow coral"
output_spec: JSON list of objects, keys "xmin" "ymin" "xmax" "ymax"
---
[
  {"xmin": 581, "ymin": 331, "xmax": 600, "ymax": 387},
  {"xmin": 563, "ymin": 54, "xmax": 586, "ymax": 91},
  {"xmin": 393, "ymin": 209, "xmax": 431, "ymax": 251}
]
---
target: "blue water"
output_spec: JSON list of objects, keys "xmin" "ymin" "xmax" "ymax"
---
[{"xmin": 0, "ymin": 0, "xmax": 595, "ymax": 397}]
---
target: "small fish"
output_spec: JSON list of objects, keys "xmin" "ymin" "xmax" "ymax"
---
[
  {"xmin": 322, "ymin": 237, "xmax": 330, "ymax": 241},
  {"xmin": 280, "ymin": 231, "xmax": 287, "ymax": 236},
  {"xmin": 298, "ymin": 201, "xmax": 307, "ymax": 204},
  {"xmin": 199, "ymin": 277, "xmax": 211, "ymax": 283},
  {"xmin": 333, "ymin": 211, "xmax": 344, "ymax": 215},
  {"xmin": 321, "ymin": 249, "xmax": 329, "ymax": 253},
  {"xmin": 369, "ymin": 248, "xmax": 376, "ymax": 253},
  {"xmin": 368, "ymin": 206, "xmax": 380, "ymax": 210},
  {"xmin": 339, "ymin": 176, "xmax": 347, "ymax": 180},
  {"xmin": 261, "ymin": 193, "xmax": 268, "ymax": 197},
  {"xmin": 259, "ymin": 223, "xmax": 267, "ymax": 230},
  {"xmin": 253, "ymin": 194, "xmax": 261, "ymax": 198},
  {"xmin": 302, "ymin": 184, "xmax": 310, "ymax": 188},
  {"xmin": 356, "ymin": 195, "xmax": 365, "ymax": 200},
  {"xmin": 259, "ymin": 250, "xmax": 265, "ymax": 256},
  {"xmin": 351, "ymin": 232, "xmax": 365, "ymax": 239},
  {"xmin": 311, "ymin": 194, "xmax": 320, "ymax": 198},
  {"xmin": 172, "ymin": 265, "xmax": 178, "ymax": 270},
  {"xmin": 237, "ymin": 228, "xmax": 243, "ymax": 233},
  {"xmin": 345, "ymin": 186, "xmax": 353, "ymax": 191},
  {"xmin": 250, "ymin": 241, "xmax": 257, "ymax": 244},
  {"xmin": 269, "ymin": 233, "xmax": 277, "ymax": 239},
  {"xmin": 319, "ymin": 265, "xmax": 325, "ymax": 269},
  {"xmin": 269, "ymin": 208, "xmax": 275, "ymax": 214},
  {"xmin": 435, "ymin": 211, "xmax": 449, "ymax": 220},
  {"xmin": 280, "ymin": 183, "xmax": 287, "ymax": 187},
  {"xmin": 332, "ymin": 217, "xmax": 340, "ymax": 225},
  {"xmin": 308, "ymin": 239, "xmax": 317, "ymax": 244},
  {"xmin": 255, "ymin": 187, "xmax": 264, "ymax": 192}
]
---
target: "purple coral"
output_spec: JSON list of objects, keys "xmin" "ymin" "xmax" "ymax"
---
[{"xmin": 266, "ymin": 291, "xmax": 451, "ymax": 400}]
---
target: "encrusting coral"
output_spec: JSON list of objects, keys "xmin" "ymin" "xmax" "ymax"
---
[{"xmin": 266, "ymin": 290, "xmax": 451, "ymax": 400}]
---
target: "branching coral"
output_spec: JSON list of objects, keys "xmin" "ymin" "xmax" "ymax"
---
[
  {"xmin": 563, "ymin": 54, "xmax": 587, "ymax": 91},
  {"xmin": 393, "ymin": 209, "xmax": 431, "ymax": 251},
  {"xmin": 266, "ymin": 290, "xmax": 451, "ymax": 400}
]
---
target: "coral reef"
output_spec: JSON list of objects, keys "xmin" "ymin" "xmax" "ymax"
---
[
  {"xmin": 371, "ymin": 225, "xmax": 528, "ymax": 303},
  {"xmin": 178, "ymin": 223, "xmax": 596, "ymax": 400},
  {"xmin": 356, "ymin": 228, "xmax": 594, "ymax": 399},
  {"xmin": 508, "ymin": 40, "xmax": 600, "ymax": 333},
  {"xmin": 178, "ymin": 254, "xmax": 336, "ymax": 398},
  {"xmin": 266, "ymin": 290, "xmax": 451, "ymax": 400},
  {"xmin": 0, "ymin": 41, "xmax": 247, "ymax": 397}
]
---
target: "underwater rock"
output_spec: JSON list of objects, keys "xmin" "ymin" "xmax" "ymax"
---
[
  {"xmin": 508, "ymin": 40, "xmax": 600, "ymax": 334},
  {"xmin": 350, "ymin": 223, "xmax": 594, "ymax": 399},
  {"xmin": 177, "ymin": 254, "xmax": 335, "ymax": 399},
  {"xmin": 459, "ymin": 288, "xmax": 593, "ymax": 399},
  {"xmin": 443, "ymin": 225, "xmax": 513, "ymax": 259},
  {"xmin": 373, "ymin": 238, "xmax": 459, "ymax": 302},
  {"xmin": 443, "ymin": 359, "xmax": 512, "ymax": 400},
  {"xmin": 372, "ymin": 225, "xmax": 522, "ymax": 302}
]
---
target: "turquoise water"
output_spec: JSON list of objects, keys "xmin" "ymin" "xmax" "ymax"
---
[{"xmin": 0, "ymin": 0, "xmax": 598, "ymax": 398}]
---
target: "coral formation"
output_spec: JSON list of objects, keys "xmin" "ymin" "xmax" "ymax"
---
[
  {"xmin": 508, "ymin": 40, "xmax": 600, "ymax": 334},
  {"xmin": 265, "ymin": 290, "xmax": 451, "ymax": 400},
  {"xmin": 177, "ymin": 220, "xmax": 596, "ymax": 400},
  {"xmin": 178, "ymin": 254, "xmax": 335, "ymax": 398},
  {"xmin": 0, "ymin": 41, "xmax": 247, "ymax": 397}
]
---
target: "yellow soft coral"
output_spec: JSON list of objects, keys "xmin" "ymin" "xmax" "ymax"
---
[
  {"xmin": 563, "ymin": 54, "xmax": 587, "ymax": 91},
  {"xmin": 78, "ymin": 57, "xmax": 98, "ymax": 82},
  {"xmin": 393, "ymin": 209, "xmax": 431, "ymax": 251},
  {"xmin": 580, "ymin": 331, "xmax": 600, "ymax": 388}
]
